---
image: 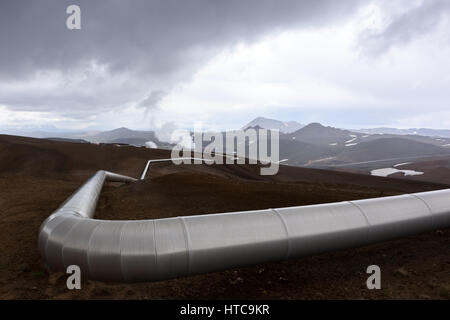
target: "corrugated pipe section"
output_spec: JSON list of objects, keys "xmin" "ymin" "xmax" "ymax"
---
[{"xmin": 38, "ymin": 165, "xmax": 450, "ymax": 282}]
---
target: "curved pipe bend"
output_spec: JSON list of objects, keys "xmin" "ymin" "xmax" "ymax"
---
[
  {"xmin": 39, "ymin": 167, "xmax": 450, "ymax": 282},
  {"xmin": 140, "ymin": 157, "xmax": 215, "ymax": 180}
]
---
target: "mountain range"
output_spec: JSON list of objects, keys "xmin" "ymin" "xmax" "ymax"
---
[
  {"xmin": 2, "ymin": 126, "xmax": 172, "ymax": 149},
  {"xmin": 354, "ymin": 127, "xmax": 450, "ymax": 138},
  {"xmin": 243, "ymin": 118, "xmax": 450, "ymax": 171},
  {"xmin": 3, "ymin": 116, "xmax": 450, "ymax": 177},
  {"xmin": 242, "ymin": 116, "xmax": 304, "ymax": 133}
]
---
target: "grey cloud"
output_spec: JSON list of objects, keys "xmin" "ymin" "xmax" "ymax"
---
[
  {"xmin": 359, "ymin": 0, "xmax": 450, "ymax": 55},
  {"xmin": 138, "ymin": 89, "xmax": 167, "ymax": 127},
  {"xmin": 0, "ymin": 0, "xmax": 364, "ymax": 119},
  {"xmin": 1, "ymin": 0, "xmax": 362, "ymax": 78},
  {"xmin": 138, "ymin": 90, "xmax": 167, "ymax": 111}
]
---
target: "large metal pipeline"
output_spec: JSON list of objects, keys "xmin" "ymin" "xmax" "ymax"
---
[{"xmin": 38, "ymin": 164, "xmax": 450, "ymax": 282}]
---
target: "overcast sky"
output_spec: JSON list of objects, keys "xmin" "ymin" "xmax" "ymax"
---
[{"xmin": 1, "ymin": 0, "xmax": 450, "ymax": 132}]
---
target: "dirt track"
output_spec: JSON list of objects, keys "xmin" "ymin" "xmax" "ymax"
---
[{"xmin": 0, "ymin": 134, "xmax": 449, "ymax": 299}]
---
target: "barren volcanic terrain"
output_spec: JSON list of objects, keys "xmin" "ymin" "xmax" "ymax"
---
[{"xmin": 0, "ymin": 134, "xmax": 449, "ymax": 299}]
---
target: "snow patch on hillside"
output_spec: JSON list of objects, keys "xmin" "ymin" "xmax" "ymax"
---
[{"xmin": 371, "ymin": 168, "xmax": 423, "ymax": 177}]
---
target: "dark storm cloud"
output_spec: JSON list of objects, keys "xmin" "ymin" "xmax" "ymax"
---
[
  {"xmin": 0, "ymin": 0, "xmax": 366, "ymax": 118},
  {"xmin": 0, "ymin": 0, "xmax": 363, "ymax": 78}
]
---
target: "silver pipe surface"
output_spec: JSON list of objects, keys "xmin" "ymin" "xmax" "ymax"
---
[
  {"xmin": 140, "ymin": 157, "xmax": 214, "ymax": 180},
  {"xmin": 39, "ymin": 168, "xmax": 450, "ymax": 282}
]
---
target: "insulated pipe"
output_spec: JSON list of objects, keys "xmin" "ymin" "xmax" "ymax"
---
[
  {"xmin": 140, "ymin": 157, "xmax": 215, "ymax": 180},
  {"xmin": 38, "ymin": 167, "xmax": 450, "ymax": 282}
]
